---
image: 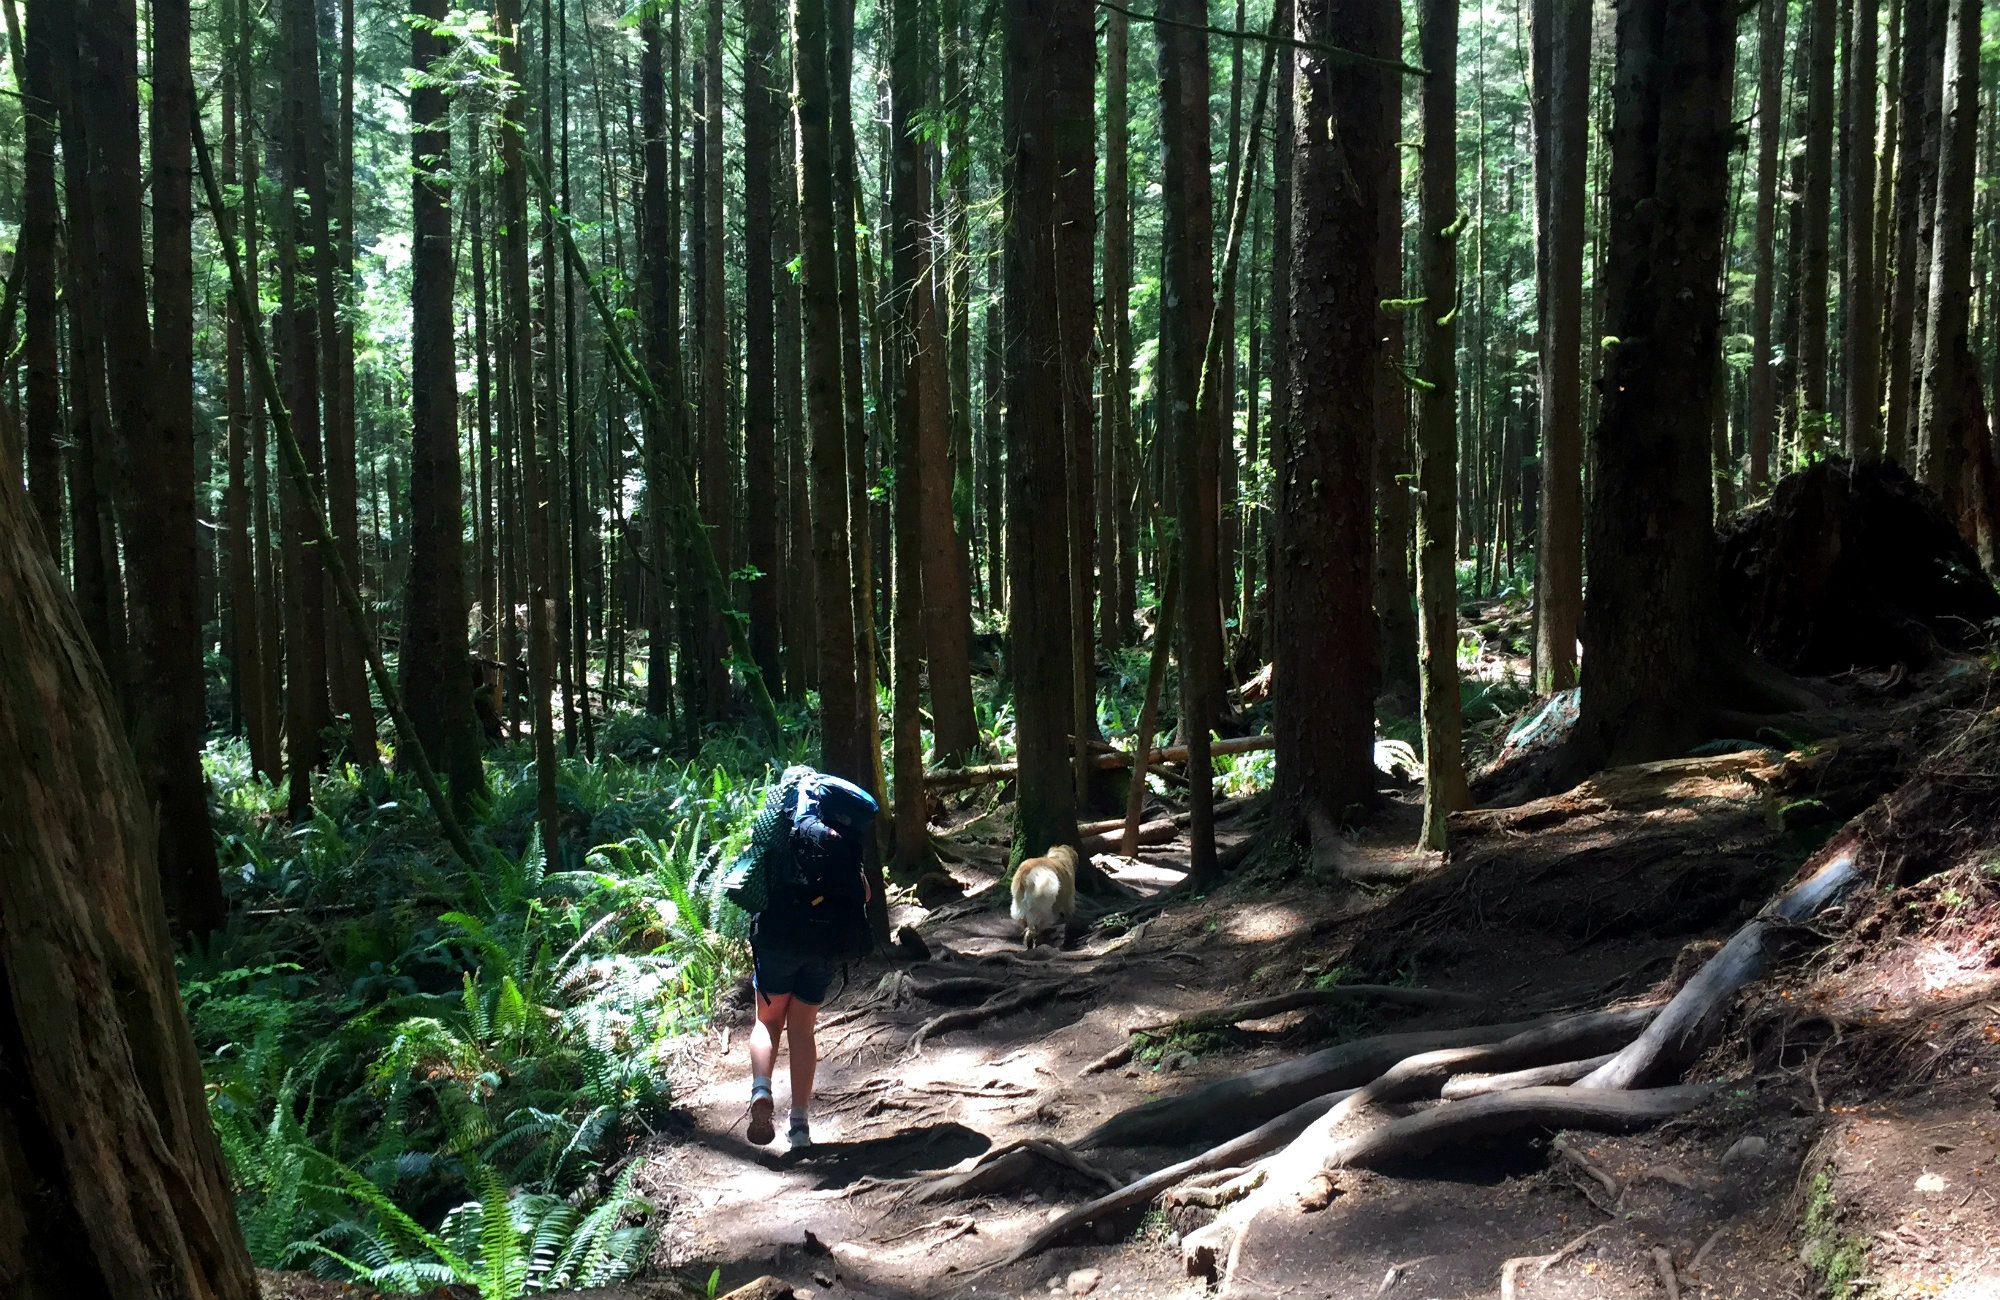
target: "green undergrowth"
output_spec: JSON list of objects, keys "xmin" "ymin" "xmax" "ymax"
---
[
  {"xmin": 1802, "ymin": 1164, "xmax": 1872, "ymax": 1299},
  {"xmin": 190, "ymin": 724, "xmax": 797, "ymax": 1292}
]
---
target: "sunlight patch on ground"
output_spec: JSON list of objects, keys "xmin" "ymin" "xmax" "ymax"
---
[{"xmin": 1221, "ymin": 901, "xmax": 1312, "ymax": 946}]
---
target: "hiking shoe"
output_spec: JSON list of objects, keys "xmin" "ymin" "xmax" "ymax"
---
[
  {"xmin": 787, "ymin": 1118, "xmax": 813, "ymax": 1149},
  {"xmin": 747, "ymin": 1094, "xmax": 775, "ymax": 1146}
]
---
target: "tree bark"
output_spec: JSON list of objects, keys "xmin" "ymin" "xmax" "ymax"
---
[
  {"xmin": 1158, "ymin": 0, "xmax": 1224, "ymax": 878},
  {"xmin": 795, "ymin": 0, "xmax": 869, "ymax": 787},
  {"xmin": 498, "ymin": 0, "xmax": 563, "ymax": 861},
  {"xmin": 697, "ymin": 0, "xmax": 731, "ymax": 722},
  {"xmin": 1102, "ymin": 8, "xmax": 1134, "ymax": 649},
  {"xmin": 1531, "ymin": 0, "xmax": 1589, "ymax": 693},
  {"xmin": 0, "ymin": 465, "xmax": 259, "ymax": 1300},
  {"xmin": 1569, "ymin": 0, "xmax": 1739, "ymax": 772},
  {"xmin": 1003, "ymin": 0, "xmax": 1083, "ymax": 859},
  {"xmin": 1914, "ymin": 0, "xmax": 1983, "ymax": 526},
  {"xmin": 1844, "ymin": 0, "xmax": 1883, "ymax": 457},
  {"xmin": 20, "ymin": 0, "xmax": 61, "ymax": 549},
  {"xmin": 639, "ymin": 5, "xmax": 680, "ymax": 722},
  {"xmin": 1797, "ymin": 0, "xmax": 1836, "ymax": 454},
  {"xmin": 82, "ymin": 0, "xmax": 223, "ymax": 932},
  {"xmin": 745, "ymin": 0, "xmax": 784, "ymax": 698},
  {"xmin": 1416, "ymin": 0, "xmax": 1468, "ymax": 850},
  {"xmin": 1274, "ymin": 0, "xmax": 1389, "ymax": 834},
  {"xmin": 1374, "ymin": 0, "xmax": 1416, "ymax": 709},
  {"xmin": 1746, "ymin": 0, "xmax": 1787, "ymax": 491},
  {"xmin": 404, "ymin": 0, "xmax": 487, "ymax": 811}
]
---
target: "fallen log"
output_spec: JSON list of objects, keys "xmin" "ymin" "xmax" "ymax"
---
[
  {"xmin": 1077, "ymin": 795, "xmax": 1253, "ymax": 839},
  {"xmin": 1578, "ymin": 853, "xmax": 1859, "ymax": 1090},
  {"xmin": 925, "ymin": 735, "xmax": 1275, "ymax": 792}
]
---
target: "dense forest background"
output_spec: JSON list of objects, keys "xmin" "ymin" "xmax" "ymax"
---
[{"xmin": 4, "ymin": 0, "xmax": 2000, "ymax": 1293}]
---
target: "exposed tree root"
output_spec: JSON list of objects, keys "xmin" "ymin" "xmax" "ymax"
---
[
  {"xmin": 1192, "ymin": 1086, "xmax": 1711, "ymax": 1291},
  {"xmin": 1129, "ymin": 984, "xmax": 1490, "ymax": 1039},
  {"xmin": 1074, "ymin": 1016, "xmax": 1552, "ymax": 1151},
  {"xmin": 1498, "ymin": 1227, "xmax": 1605, "ymax": 1300},
  {"xmin": 1579, "ymin": 853, "xmax": 1858, "ymax": 1089},
  {"xmin": 909, "ymin": 1138, "xmax": 1123, "ymax": 1205},
  {"xmin": 1440, "ymin": 1052, "xmax": 1617, "ymax": 1099},
  {"xmin": 908, "ymin": 981, "xmax": 1078, "ymax": 1054},
  {"xmin": 984, "ymin": 1088, "xmax": 1359, "ymax": 1272}
]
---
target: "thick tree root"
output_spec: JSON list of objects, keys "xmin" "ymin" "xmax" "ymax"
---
[
  {"xmin": 1191, "ymin": 1085, "xmax": 1712, "ymax": 1290},
  {"xmin": 1130, "ymin": 984, "xmax": 1490, "ymax": 1039},
  {"xmin": 909, "ymin": 1138, "xmax": 1123, "ymax": 1204},
  {"xmin": 1579, "ymin": 853, "xmax": 1858, "ymax": 1089},
  {"xmin": 1440, "ymin": 1052, "xmax": 1617, "ymax": 1099},
  {"xmin": 1074, "ymin": 1016, "xmax": 1553, "ymax": 1150},
  {"xmin": 982, "ymin": 1088, "xmax": 1359, "ymax": 1272},
  {"xmin": 908, "ymin": 982, "xmax": 1075, "ymax": 1054}
]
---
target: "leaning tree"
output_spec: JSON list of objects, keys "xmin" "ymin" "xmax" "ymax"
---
[{"xmin": 0, "ymin": 454, "xmax": 257, "ymax": 1296}]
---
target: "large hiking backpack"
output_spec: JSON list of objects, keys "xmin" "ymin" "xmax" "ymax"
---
[{"xmin": 723, "ymin": 768, "xmax": 878, "ymax": 960}]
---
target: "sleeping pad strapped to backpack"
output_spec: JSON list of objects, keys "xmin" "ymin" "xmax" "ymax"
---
[{"xmin": 723, "ymin": 766, "xmax": 878, "ymax": 960}]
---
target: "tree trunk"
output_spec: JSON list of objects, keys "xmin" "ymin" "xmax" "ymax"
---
[
  {"xmin": 1059, "ymin": 0, "xmax": 1100, "ymax": 808},
  {"xmin": 1102, "ymin": 8, "xmax": 1134, "ymax": 649},
  {"xmin": 1797, "ymin": 0, "xmax": 1835, "ymax": 453},
  {"xmin": 1885, "ymin": 0, "xmax": 1936, "ymax": 461},
  {"xmin": 498, "ymin": 0, "xmax": 563, "ymax": 862},
  {"xmin": 697, "ymin": 0, "xmax": 731, "ymax": 722},
  {"xmin": 745, "ymin": 0, "xmax": 784, "ymax": 698},
  {"xmin": 278, "ymin": 0, "xmax": 331, "ymax": 820},
  {"xmin": 889, "ymin": 0, "xmax": 937, "ymax": 873},
  {"xmin": 1747, "ymin": 0, "xmax": 1787, "ymax": 492},
  {"xmin": 795, "ymin": 0, "xmax": 869, "ymax": 787},
  {"xmin": 1416, "ymin": 0, "xmax": 1468, "ymax": 850},
  {"xmin": 20, "ymin": 0, "xmax": 61, "ymax": 549},
  {"xmin": 0, "ymin": 466, "xmax": 259, "ymax": 1300},
  {"xmin": 1570, "ymin": 0, "xmax": 1739, "ymax": 772},
  {"xmin": 81, "ymin": 0, "xmax": 223, "ymax": 933},
  {"xmin": 1906, "ymin": 0, "xmax": 1947, "ymax": 449},
  {"xmin": 1531, "ymin": 0, "xmax": 1589, "ymax": 693},
  {"xmin": 326, "ymin": 0, "xmax": 375, "ymax": 766},
  {"xmin": 1375, "ymin": 0, "xmax": 1416, "ymax": 709},
  {"xmin": 1158, "ymin": 0, "xmax": 1223, "ymax": 878},
  {"xmin": 1262, "ymin": 0, "xmax": 1294, "ymax": 673},
  {"xmin": 1844, "ymin": 0, "xmax": 1883, "ymax": 457},
  {"xmin": 1914, "ymin": 0, "xmax": 1983, "ymax": 526},
  {"xmin": 1273, "ymin": 0, "xmax": 1390, "ymax": 834},
  {"xmin": 1003, "ymin": 0, "xmax": 1083, "ymax": 859},
  {"xmin": 403, "ymin": 0, "xmax": 486, "ymax": 811},
  {"xmin": 640, "ymin": 5, "xmax": 680, "ymax": 722}
]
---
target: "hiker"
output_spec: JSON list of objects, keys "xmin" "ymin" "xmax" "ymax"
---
[{"xmin": 741, "ymin": 767, "xmax": 878, "ymax": 1148}]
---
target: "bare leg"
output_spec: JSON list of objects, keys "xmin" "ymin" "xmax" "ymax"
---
[
  {"xmin": 751, "ymin": 992, "xmax": 791, "ymax": 1085},
  {"xmin": 747, "ymin": 992, "xmax": 790, "ymax": 1145},
  {"xmin": 785, "ymin": 997, "xmax": 819, "ymax": 1115}
]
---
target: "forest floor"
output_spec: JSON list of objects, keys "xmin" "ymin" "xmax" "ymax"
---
[{"xmin": 607, "ymin": 665, "xmax": 2000, "ymax": 1300}]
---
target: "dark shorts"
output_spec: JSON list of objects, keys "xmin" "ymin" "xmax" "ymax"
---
[{"xmin": 753, "ymin": 943, "xmax": 836, "ymax": 1005}]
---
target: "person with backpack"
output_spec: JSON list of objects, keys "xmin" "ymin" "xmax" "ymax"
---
[{"xmin": 727, "ymin": 766, "xmax": 879, "ymax": 1148}]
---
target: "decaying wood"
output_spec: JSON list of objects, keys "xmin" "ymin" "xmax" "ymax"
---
[
  {"xmin": 1578, "ymin": 853, "xmax": 1859, "ymax": 1089},
  {"xmin": 924, "ymin": 734, "xmax": 1274, "ymax": 792},
  {"xmin": 1130, "ymin": 984, "xmax": 1491, "ymax": 1039}
]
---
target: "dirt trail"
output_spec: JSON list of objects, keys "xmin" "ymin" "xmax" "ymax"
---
[{"xmin": 639, "ymin": 685, "xmax": 2000, "ymax": 1300}]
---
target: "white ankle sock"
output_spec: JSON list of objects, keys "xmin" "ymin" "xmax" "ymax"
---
[{"xmin": 752, "ymin": 1075, "xmax": 772, "ymax": 1099}]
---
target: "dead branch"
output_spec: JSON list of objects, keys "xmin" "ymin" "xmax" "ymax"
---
[{"xmin": 1579, "ymin": 853, "xmax": 1860, "ymax": 1089}]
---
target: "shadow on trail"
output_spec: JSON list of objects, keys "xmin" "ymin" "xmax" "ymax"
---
[{"xmin": 774, "ymin": 1120, "xmax": 992, "ymax": 1190}]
